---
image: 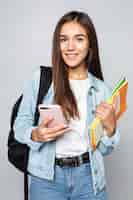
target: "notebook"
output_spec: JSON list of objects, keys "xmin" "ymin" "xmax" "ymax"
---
[{"xmin": 90, "ymin": 77, "xmax": 128, "ymax": 150}]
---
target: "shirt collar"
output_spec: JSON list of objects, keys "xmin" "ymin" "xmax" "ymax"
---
[
  {"xmin": 50, "ymin": 71, "xmax": 99, "ymax": 95},
  {"xmin": 87, "ymin": 72, "xmax": 99, "ymax": 92}
]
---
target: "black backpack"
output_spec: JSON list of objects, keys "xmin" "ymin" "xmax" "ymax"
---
[{"xmin": 7, "ymin": 66, "xmax": 52, "ymax": 200}]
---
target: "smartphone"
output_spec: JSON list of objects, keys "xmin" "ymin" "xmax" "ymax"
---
[{"xmin": 38, "ymin": 104, "xmax": 68, "ymax": 128}]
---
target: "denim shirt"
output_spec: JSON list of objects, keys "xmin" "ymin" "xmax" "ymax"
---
[{"xmin": 14, "ymin": 68, "xmax": 120, "ymax": 195}]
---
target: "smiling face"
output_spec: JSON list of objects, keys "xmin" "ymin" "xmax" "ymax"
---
[{"xmin": 59, "ymin": 22, "xmax": 90, "ymax": 71}]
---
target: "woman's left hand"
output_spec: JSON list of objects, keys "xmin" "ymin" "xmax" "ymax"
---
[{"xmin": 95, "ymin": 101, "xmax": 116, "ymax": 137}]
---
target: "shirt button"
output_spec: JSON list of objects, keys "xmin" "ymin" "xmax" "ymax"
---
[
  {"xmin": 92, "ymin": 109, "xmax": 95, "ymax": 114},
  {"xmin": 112, "ymin": 141, "xmax": 114, "ymax": 145},
  {"xmin": 88, "ymin": 91, "xmax": 92, "ymax": 96},
  {"xmin": 94, "ymin": 169, "xmax": 98, "ymax": 174},
  {"xmin": 95, "ymin": 183, "xmax": 98, "ymax": 190}
]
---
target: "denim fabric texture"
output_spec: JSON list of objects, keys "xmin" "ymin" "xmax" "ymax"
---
[
  {"xmin": 14, "ymin": 68, "xmax": 120, "ymax": 195},
  {"xmin": 30, "ymin": 162, "xmax": 107, "ymax": 200}
]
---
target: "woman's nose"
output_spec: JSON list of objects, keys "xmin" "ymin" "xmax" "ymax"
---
[{"xmin": 67, "ymin": 40, "xmax": 75, "ymax": 50}]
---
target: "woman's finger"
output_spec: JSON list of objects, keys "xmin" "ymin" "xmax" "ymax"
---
[{"xmin": 43, "ymin": 127, "xmax": 71, "ymax": 141}]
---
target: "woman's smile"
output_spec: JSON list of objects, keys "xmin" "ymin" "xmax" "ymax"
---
[{"xmin": 65, "ymin": 53, "xmax": 78, "ymax": 60}]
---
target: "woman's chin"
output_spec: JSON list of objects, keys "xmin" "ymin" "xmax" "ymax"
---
[{"xmin": 64, "ymin": 62, "xmax": 80, "ymax": 69}]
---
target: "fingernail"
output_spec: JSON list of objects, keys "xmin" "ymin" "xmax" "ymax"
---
[{"xmin": 63, "ymin": 124, "xmax": 68, "ymax": 128}]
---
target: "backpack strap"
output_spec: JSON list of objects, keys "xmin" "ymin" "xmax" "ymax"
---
[
  {"xmin": 34, "ymin": 66, "xmax": 52, "ymax": 126},
  {"xmin": 24, "ymin": 173, "xmax": 28, "ymax": 200},
  {"xmin": 24, "ymin": 66, "xmax": 52, "ymax": 200},
  {"xmin": 10, "ymin": 95, "xmax": 23, "ymax": 129}
]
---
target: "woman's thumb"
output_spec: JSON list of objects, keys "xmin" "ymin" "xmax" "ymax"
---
[{"xmin": 42, "ymin": 116, "xmax": 54, "ymax": 127}]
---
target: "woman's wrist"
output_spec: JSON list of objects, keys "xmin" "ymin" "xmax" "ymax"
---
[
  {"xmin": 31, "ymin": 128, "xmax": 38, "ymax": 141},
  {"xmin": 105, "ymin": 126, "xmax": 116, "ymax": 137}
]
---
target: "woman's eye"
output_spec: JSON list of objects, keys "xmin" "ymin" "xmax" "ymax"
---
[
  {"xmin": 60, "ymin": 38, "xmax": 67, "ymax": 42},
  {"xmin": 77, "ymin": 37, "xmax": 84, "ymax": 41}
]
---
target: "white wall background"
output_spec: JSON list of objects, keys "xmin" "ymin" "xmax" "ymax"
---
[{"xmin": 0, "ymin": 0, "xmax": 132, "ymax": 199}]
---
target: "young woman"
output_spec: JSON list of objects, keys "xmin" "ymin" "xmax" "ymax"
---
[{"xmin": 14, "ymin": 11, "xmax": 120, "ymax": 200}]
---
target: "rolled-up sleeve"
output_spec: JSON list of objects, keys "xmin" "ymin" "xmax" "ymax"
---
[
  {"xmin": 14, "ymin": 69, "xmax": 43, "ymax": 151},
  {"xmin": 97, "ymin": 128, "xmax": 120, "ymax": 155},
  {"xmin": 96, "ymin": 81, "xmax": 121, "ymax": 155}
]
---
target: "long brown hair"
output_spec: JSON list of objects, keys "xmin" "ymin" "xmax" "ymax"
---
[{"xmin": 52, "ymin": 10, "xmax": 104, "ymax": 121}]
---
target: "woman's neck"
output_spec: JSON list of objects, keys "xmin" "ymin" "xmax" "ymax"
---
[{"xmin": 68, "ymin": 66, "xmax": 88, "ymax": 80}]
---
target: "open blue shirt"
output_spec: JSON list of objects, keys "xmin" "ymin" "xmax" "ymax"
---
[{"xmin": 14, "ymin": 68, "xmax": 120, "ymax": 195}]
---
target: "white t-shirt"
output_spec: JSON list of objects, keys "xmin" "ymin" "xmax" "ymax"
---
[{"xmin": 55, "ymin": 78, "xmax": 90, "ymax": 158}]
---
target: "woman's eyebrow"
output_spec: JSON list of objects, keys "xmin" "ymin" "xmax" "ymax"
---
[
  {"xmin": 75, "ymin": 34, "xmax": 87, "ymax": 37},
  {"xmin": 59, "ymin": 34, "xmax": 67, "ymax": 38},
  {"xmin": 59, "ymin": 34, "xmax": 87, "ymax": 37}
]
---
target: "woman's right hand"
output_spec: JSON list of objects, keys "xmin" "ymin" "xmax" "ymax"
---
[{"xmin": 31, "ymin": 117, "xmax": 70, "ymax": 142}]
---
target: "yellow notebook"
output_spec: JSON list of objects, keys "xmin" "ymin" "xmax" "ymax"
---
[{"xmin": 90, "ymin": 77, "xmax": 128, "ymax": 150}]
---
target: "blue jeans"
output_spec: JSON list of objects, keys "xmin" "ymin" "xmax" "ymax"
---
[{"xmin": 30, "ymin": 162, "xmax": 107, "ymax": 200}]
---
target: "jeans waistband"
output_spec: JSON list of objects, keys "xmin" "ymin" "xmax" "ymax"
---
[{"xmin": 55, "ymin": 152, "xmax": 90, "ymax": 167}]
